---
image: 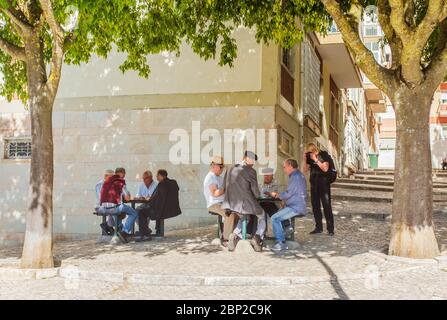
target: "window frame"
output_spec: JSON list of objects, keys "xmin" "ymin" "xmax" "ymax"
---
[{"xmin": 4, "ymin": 137, "xmax": 32, "ymax": 160}]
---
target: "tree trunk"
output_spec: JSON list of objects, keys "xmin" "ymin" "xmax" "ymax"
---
[
  {"xmin": 20, "ymin": 35, "xmax": 55, "ymax": 269},
  {"xmin": 389, "ymin": 90, "xmax": 440, "ymax": 259}
]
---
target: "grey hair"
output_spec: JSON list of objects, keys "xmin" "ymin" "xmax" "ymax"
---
[{"xmin": 284, "ymin": 158, "xmax": 298, "ymax": 169}]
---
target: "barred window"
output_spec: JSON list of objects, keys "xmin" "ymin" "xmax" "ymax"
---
[{"xmin": 4, "ymin": 138, "xmax": 32, "ymax": 159}]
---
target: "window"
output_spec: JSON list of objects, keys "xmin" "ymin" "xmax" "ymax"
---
[
  {"xmin": 4, "ymin": 138, "xmax": 32, "ymax": 159},
  {"xmin": 440, "ymin": 93, "xmax": 447, "ymax": 104},
  {"xmin": 442, "ymin": 126, "xmax": 447, "ymax": 139},
  {"xmin": 278, "ymin": 128, "xmax": 294, "ymax": 157},
  {"xmin": 328, "ymin": 22, "xmax": 339, "ymax": 33},
  {"xmin": 281, "ymin": 47, "xmax": 296, "ymax": 106},
  {"xmin": 282, "ymin": 48, "xmax": 295, "ymax": 75},
  {"xmin": 364, "ymin": 42, "xmax": 380, "ymax": 63},
  {"xmin": 330, "ymin": 94, "xmax": 340, "ymax": 131},
  {"xmin": 362, "ymin": 6, "xmax": 381, "ymax": 36}
]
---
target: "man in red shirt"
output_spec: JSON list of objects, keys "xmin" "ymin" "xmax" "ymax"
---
[{"xmin": 99, "ymin": 168, "xmax": 139, "ymax": 243}]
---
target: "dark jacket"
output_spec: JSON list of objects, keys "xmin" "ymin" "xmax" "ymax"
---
[
  {"xmin": 221, "ymin": 162, "xmax": 264, "ymax": 216},
  {"xmin": 141, "ymin": 178, "xmax": 182, "ymax": 220}
]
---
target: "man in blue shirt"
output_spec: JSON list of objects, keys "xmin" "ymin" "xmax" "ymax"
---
[{"xmin": 268, "ymin": 158, "xmax": 307, "ymax": 251}]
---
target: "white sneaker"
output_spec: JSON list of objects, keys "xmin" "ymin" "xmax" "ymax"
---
[{"xmin": 271, "ymin": 242, "xmax": 288, "ymax": 252}]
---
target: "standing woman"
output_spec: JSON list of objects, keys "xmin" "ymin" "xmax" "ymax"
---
[{"xmin": 303, "ymin": 143, "xmax": 335, "ymax": 236}]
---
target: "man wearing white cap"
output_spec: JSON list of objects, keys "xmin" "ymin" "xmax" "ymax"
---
[
  {"xmin": 259, "ymin": 167, "xmax": 279, "ymax": 196},
  {"xmin": 221, "ymin": 150, "xmax": 266, "ymax": 252},
  {"xmin": 259, "ymin": 167, "xmax": 294, "ymax": 238},
  {"xmin": 203, "ymin": 156, "xmax": 238, "ymax": 245}
]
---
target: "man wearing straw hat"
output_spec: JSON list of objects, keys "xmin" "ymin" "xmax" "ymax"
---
[{"xmin": 203, "ymin": 155, "xmax": 238, "ymax": 246}]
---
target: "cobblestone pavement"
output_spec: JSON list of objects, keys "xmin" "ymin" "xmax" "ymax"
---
[
  {"xmin": 1, "ymin": 210, "xmax": 447, "ymax": 300},
  {"xmin": 0, "ymin": 265, "xmax": 446, "ymax": 300}
]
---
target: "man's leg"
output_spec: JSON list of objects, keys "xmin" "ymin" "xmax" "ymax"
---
[
  {"xmin": 118, "ymin": 204, "xmax": 139, "ymax": 235},
  {"xmin": 310, "ymin": 180, "xmax": 323, "ymax": 232},
  {"xmin": 228, "ymin": 212, "xmax": 243, "ymax": 252},
  {"xmin": 209, "ymin": 204, "xmax": 235, "ymax": 241},
  {"xmin": 137, "ymin": 207, "xmax": 151, "ymax": 236},
  {"xmin": 224, "ymin": 212, "xmax": 239, "ymax": 241},
  {"xmin": 106, "ymin": 215, "xmax": 115, "ymax": 228},
  {"xmin": 254, "ymin": 210, "xmax": 266, "ymax": 238},
  {"xmin": 232, "ymin": 215, "xmax": 244, "ymax": 239},
  {"xmin": 271, "ymin": 207, "xmax": 297, "ymax": 243}
]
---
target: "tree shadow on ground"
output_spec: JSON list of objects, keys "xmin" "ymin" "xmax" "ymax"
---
[{"xmin": 0, "ymin": 213, "xmax": 446, "ymax": 269}]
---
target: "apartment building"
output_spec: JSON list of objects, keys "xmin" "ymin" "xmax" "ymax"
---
[{"xmin": 0, "ymin": 24, "xmax": 364, "ymax": 244}]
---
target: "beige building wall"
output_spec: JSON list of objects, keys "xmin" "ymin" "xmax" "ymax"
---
[{"xmin": 0, "ymin": 28, "xmax": 293, "ymax": 245}]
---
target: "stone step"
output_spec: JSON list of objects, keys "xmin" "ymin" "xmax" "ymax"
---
[
  {"xmin": 332, "ymin": 182, "xmax": 447, "ymax": 195},
  {"xmin": 353, "ymin": 174, "xmax": 447, "ymax": 184},
  {"xmin": 359, "ymin": 171, "xmax": 395, "ymax": 176},
  {"xmin": 353, "ymin": 174, "xmax": 395, "ymax": 181},
  {"xmin": 331, "ymin": 200, "xmax": 447, "ymax": 217},
  {"xmin": 354, "ymin": 171, "xmax": 447, "ymax": 183},
  {"xmin": 338, "ymin": 177, "xmax": 395, "ymax": 186},
  {"xmin": 336, "ymin": 178, "xmax": 447, "ymax": 189},
  {"xmin": 372, "ymin": 168, "xmax": 447, "ymax": 173},
  {"xmin": 331, "ymin": 188, "xmax": 447, "ymax": 203},
  {"xmin": 358, "ymin": 171, "xmax": 447, "ymax": 178}
]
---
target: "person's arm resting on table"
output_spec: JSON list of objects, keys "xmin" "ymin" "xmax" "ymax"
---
[{"xmin": 209, "ymin": 183, "xmax": 224, "ymax": 197}]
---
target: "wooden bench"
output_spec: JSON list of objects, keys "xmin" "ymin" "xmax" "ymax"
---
[{"xmin": 93, "ymin": 210, "xmax": 165, "ymax": 238}]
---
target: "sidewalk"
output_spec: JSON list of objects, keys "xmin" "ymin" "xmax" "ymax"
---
[{"xmin": 1, "ymin": 213, "xmax": 447, "ymax": 299}]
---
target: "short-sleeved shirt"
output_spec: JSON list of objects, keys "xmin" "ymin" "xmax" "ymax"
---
[
  {"xmin": 309, "ymin": 151, "xmax": 331, "ymax": 177},
  {"xmin": 136, "ymin": 181, "xmax": 158, "ymax": 198},
  {"xmin": 95, "ymin": 181, "xmax": 103, "ymax": 206},
  {"xmin": 203, "ymin": 171, "xmax": 225, "ymax": 208}
]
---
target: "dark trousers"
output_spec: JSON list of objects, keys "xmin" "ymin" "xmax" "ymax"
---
[
  {"xmin": 138, "ymin": 204, "xmax": 153, "ymax": 236},
  {"xmin": 247, "ymin": 203, "xmax": 291, "ymax": 236},
  {"xmin": 443, "ymin": 162, "xmax": 447, "ymax": 170},
  {"xmin": 310, "ymin": 175, "xmax": 334, "ymax": 233}
]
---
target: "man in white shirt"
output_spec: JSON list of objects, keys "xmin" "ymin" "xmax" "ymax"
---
[
  {"xmin": 136, "ymin": 171, "xmax": 158, "ymax": 199},
  {"xmin": 203, "ymin": 156, "xmax": 238, "ymax": 244}
]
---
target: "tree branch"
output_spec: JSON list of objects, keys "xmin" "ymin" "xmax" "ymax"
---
[
  {"xmin": 0, "ymin": 35, "xmax": 26, "ymax": 61},
  {"xmin": 320, "ymin": 0, "xmax": 397, "ymax": 95},
  {"xmin": 38, "ymin": 0, "xmax": 64, "ymax": 95},
  {"xmin": 414, "ymin": 0, "xmax": 446, "ymax": 50},
  {"xmin": 388, "ymin": 0, "xmax": 412, "ymax": 42},
  {"xmin": 377, "ymin": 0, "xmax": 402, "ymax": 69},
  {"xmin": 396, "ymin": 0, "xmax": 447, "ymax": 86},
  {"xmin": 1, "ymin": 4, "xmax": 33, "ymax": 35}
]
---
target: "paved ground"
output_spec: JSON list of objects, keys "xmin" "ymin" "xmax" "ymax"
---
[{"xmin": 1, "ymin": 209, "xmax": 447, "ymax": 300}]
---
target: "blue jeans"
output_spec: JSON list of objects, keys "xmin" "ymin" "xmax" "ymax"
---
[
  {"xmin": 271, "ymin": 207, "xmax": 300, "ymax": 242},
  {"xmin": 116, "ymin": 204, "xmax": 139, "ymax": 234}
]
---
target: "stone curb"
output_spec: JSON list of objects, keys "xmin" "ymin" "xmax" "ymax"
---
[
  {"xmin": 0, "ymin": 264, "xmax": 429, "ymax": 286},
  {"xmin": 369, "ymin": 250, "xmax": 447, "ymax": 266},
  {"xmin": 0, "ymin": 267, "xmax": 60, "ymax": 280}
]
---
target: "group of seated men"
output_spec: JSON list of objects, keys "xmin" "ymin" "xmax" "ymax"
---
[
  {"xmin": 95, "ymin": 167, "xmax": 181, "ymax": 243},
  {"xmin": 203, "ymin": 150, "xmax": 307, "ymax": 252}
]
